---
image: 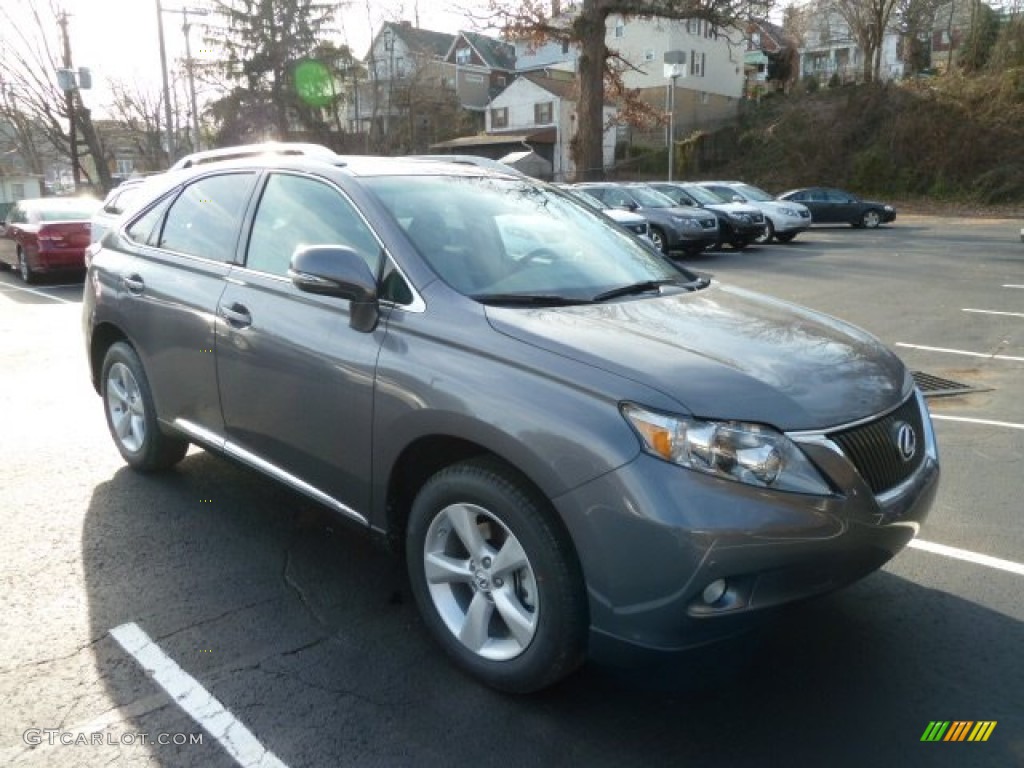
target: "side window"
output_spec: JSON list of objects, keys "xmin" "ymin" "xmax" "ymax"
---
[
  {"xmin": 158, "ymin": 173, "xmax": 255, "ymax": 261},
  {"xmin": 125, "ymin": 194, "xmax": 176, "ymax": 246},
  {"xmin": 245, "ymin": 173, "xmax": 380, "ymax": 278}
]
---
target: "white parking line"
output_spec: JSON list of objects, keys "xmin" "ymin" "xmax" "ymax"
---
[
  {"xmin": 110, "ymin": 623, "xmax": 288, "ymax": 768},
  {"xmin": 963, "ymin": 308, "xmax": 1024, "ymax": 319},
  {"xmin": 0, "ymin": 282, "xmax": 74, "ymax": 304},
  {"xmin": 931, "ymin": 414, "xmax": 1024, "ymax": 430},
  {"xmin": 1004, "ymin": 285, "xmax": 1024, "ymax": 289},
  {"xmin": 896, "ymin": 342, "xmax": 1024, "ymax": 363},
  {"xmin": 909, "ymin": 539, "xmax": 1024, "ymax": 577}
]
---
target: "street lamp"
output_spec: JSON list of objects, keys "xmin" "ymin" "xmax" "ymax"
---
[{"xmin": 663, "ymin": 50, "xmax": 685, "ymax": 181}]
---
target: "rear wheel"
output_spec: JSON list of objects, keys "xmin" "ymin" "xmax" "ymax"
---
[
  {"xmin": 754, "ymin": 219, "xmax": 775, "ymax": 244},
  {"xmin": 406, "ymin": 459, "xmax": 587, "ymax": 693},
  {"xmin": 17, "ymin": 248, "xmax": 36, "ymax": 284},
  {"xmin": 101, "ymin": 342, "xmax": 189, "ymax": 471}
]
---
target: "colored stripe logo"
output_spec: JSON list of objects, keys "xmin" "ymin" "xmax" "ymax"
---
[{"xmin": 921, "ymin": 721, "xmax": 997, "ymax": 742}]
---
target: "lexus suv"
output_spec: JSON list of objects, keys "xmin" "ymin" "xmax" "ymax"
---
[
  {"xmin": 83, "ymin": 151, "xmax": 939, "ymax": 692},
  {"xmin": 649, "ymin": 181, "xmax": 766, "ymax": 249}
]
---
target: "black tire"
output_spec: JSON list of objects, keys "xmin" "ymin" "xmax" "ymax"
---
[
  {"xmin": 730, "ymin": 238, "xmax": 750, "ymax": 250},
  {"xmin": 406, "ymin": 458, "xmax": 587, "ymax": 693},
  {"xmin": 100, "ymin": 342, "xmax": 189, "ymax": 471},
  {"xmin": 775, "ymin": 232, "xmax": 797, "ymax": 243},
  {"xmin": 17, "ymin": 248, "xmax": 36, "ymax": 284},
  {"xmin": 861, "ymin": 209, "xmax": 882, "ymax": 228},
  {"xmin": 649, "ymin": 226, "xmax": 668, "ymax": 254},
  {"xmin": 754, "ymin": 219, "xmax": 775, "ymax": 244}
]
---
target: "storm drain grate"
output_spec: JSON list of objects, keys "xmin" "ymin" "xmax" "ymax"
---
[{"xmin": 912, "ymin": 371, "xmax": 987, "ymax": 398}]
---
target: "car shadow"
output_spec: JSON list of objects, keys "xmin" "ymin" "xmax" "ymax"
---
[{"xmin": 82, "ymin": 455, "xmax": 1022, "ymax": 767}]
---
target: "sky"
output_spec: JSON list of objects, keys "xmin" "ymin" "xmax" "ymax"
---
[{"xmin": 19, "ymin": 0, "xmax": 492, "ymax": 115}]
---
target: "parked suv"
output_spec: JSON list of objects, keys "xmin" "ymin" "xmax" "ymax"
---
[
  {"xmin": 648, "ymin": 181, "xmax": 766, "ymax": 249},
  {"xmin": 696, "ymin": 180, "xmax": 812, "ymax": 243},
  {"xmin": 84, "ymin": 151, "xmax": 939, "ymax": 692}
]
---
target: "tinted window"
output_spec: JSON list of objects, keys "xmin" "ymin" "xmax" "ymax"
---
[
  {"xmin": 158, "ymin": 173, "xmax": 255, "ymax": 261},
  {"xmin": 246, "ymin": 173, "xmax": 380, "ymax": 277},
  {"xmin": 125, "ymin": 196, "xmax": 174, "ymax": 246}
]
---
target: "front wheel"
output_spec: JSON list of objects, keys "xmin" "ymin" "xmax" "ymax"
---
[
  {"xmin": 861, "ymin": 209, "xmax": 882, "ymax": 228},
  {"xmin": 754, "ymin": 219, "xmax": 775, "ymax": 244},
  {"xmin": 649, "ymin": 226, "xmax": 668, "ymax": 254},
  {"xmin": 406, "ymin": 459, "xmax": 587, "ymax": 693},
  {"xmin": 101, "ymin": 342, "xmax": 189, "ymax": 471},
  {"xmin": 775, "ymin": 232, "xmax": 797, "ymax": 243}
]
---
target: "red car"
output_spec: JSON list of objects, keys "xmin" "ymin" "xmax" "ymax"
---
[{"xmin": 0, "ymin": 197, "xmax": 100, "ymax": 283}]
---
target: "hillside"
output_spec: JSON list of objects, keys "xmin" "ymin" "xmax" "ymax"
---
[{"xmin": 686, "ymin": 71, "xmax": 1024, "ymax": 206}]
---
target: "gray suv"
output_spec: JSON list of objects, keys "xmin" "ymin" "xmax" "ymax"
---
[{"xmin": 83, "ymin": 152, "xmax": 939, "ymax": 692}]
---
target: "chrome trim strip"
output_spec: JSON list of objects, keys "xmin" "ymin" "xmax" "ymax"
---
[
  {"xmin": 173, "ymin": 419, "xmax": 369, "ymax": 525},
  {"xmin": 786, "ymin": 388, "xmax": 920, "ymax": 440}
]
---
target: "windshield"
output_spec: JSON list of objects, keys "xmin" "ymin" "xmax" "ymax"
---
[
  {"xmin": 682, "ymin": 184, "xmax": 727, "ymax": 205},
  {"xmin": 732, "ymin": 183, "xmax": 775, "ymax": 202},
  {"xmin": 627, "ymin": 185, "xmax": 678, "ymax": 208},
  {"xmin": 364, "ymin": 175, "xmax": 695, "ymax": 302}
]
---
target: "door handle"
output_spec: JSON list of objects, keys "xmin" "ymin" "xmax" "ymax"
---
[
  {"xmin": 220, "ymin": 303, "xmax": 252, "ymax": 329},
  {"xmin": 122, "ymin": 274, "xmax": 145, "ymax": 295}
]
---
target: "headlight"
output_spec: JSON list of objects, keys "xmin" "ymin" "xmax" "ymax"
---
[
  {"xmin": 733, "ymin": 213, "xmax": 750, "ymax": 223},
  {"xmin": 884, "ymin": 205, "xmax": 894, "ymax": 211},
  {"xmin": 777, "ymin": 206, "xmax": 801, "ymax": 217},
  {"xmin": 671, "ymin": 216, "xmax": 699, "ymax": 229},
  {"xmin": 621, "ymin": 403, "xmax": 833, "ymax": 494}
]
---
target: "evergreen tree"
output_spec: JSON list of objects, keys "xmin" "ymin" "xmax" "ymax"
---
[{"xmin": 204, "ymin": 0, "xmax": 338, "ymax": 143}]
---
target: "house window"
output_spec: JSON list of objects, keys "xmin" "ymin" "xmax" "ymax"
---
[
  {"xmin": 534, "ymin": 101, "xmax": 553, "ymax": 124},
  {"xmin": 456, "ymin": 47, "xmax": 471, "ymax": 65},
  {"xmin": 496, "ymin": 75, "xmax": 506, "ymax": 86},
  {"xmin": 12, "ymin": 183, "xmax": 25, "ymax": 200},
  {"xmin": 614, "ymin": 21, "xmax": 625, "ymax": 38},
  {"xmin": 117, "ymin": 158, "xmax": 134, "ymax": 176},
  {"xmin": 465, "ymin": 73, "xmax": 485, "ymax": 83},
  {"xmin": 644, "ymin": 49, "xmax": 655, "ymax": 63},
  {"xmin": 687, "ymin": 19, "xmax": 701, "ymax": 35},
  {"xmin": 491, "ymin": 107, "xmax": 508, "ymax": 128},
  {"xmin": 690, "ymin": 50, "xmax": 705, "ymax": 77},
  {"xmin": 562, "ymin": 39, "xmax": 570, "ymax": 54}
]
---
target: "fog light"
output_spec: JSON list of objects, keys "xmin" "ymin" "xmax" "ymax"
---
[{"xmin": 702, "ymin": 579, "xmax": 727, "ymax": 605}]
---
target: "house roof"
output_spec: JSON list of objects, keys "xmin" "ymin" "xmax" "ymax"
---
[
  {"xmin": 456, "ymin": 31, "xmax": 517, "ymax": 71},
  {"xmin": 382, "ymin": 21, "xmax": 456, "ymax": 58},
  {"xmin": 521, "ymin": 73, "xmax": 577, "ymax": 100}
]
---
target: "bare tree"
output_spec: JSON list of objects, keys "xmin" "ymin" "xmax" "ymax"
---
[
  {"xmin": 107, "ymin": 80, "xmax": 169, "ymax": 171},
  {"xmin": 833, "ymin": 0, "xmax": 900, "ymax": 81},
  {"xmin": 483, "ymin": 0, "xmax": 774, "ymax": 181},
  {"xmin": 0, "ymin": 0, "xmax": 111, "ymax": 190}
]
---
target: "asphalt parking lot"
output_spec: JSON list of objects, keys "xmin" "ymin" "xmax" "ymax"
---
[{"xmin": 1, "ymin": 214, "xmax": 1021, "ymax": 767}]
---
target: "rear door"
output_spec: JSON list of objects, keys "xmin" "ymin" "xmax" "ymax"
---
[
  {"xmin": 215, "ymin": 171, "xmax": 388, "ymax": 520},
  {"xmin": 115, "ymin": 171, "xmax": 259, "ymax": 434}
]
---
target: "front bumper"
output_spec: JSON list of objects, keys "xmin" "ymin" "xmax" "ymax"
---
[{"xmin": 553, "ymin": 392, "xmax": 939, "ymax": 661}]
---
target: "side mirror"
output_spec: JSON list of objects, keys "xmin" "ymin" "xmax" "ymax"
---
[
  {"xmin": 289, "ymin": 245, "xmax": 379, "ymax": 332},
  {"xmin": 732, "ymin": 195, "xmax": 744, "ymax": 203}
]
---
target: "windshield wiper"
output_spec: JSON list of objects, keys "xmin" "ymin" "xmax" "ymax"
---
[
  {"xmin": 472, "ymin": 293, "xmax": 593, "ymax": 307},
  {"xmin": 592, "ymin": 276, "xmax": 710, "ymax": 303}
]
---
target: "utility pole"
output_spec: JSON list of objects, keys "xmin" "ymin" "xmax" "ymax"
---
[
  {"xmin": 57, "ymin": 12, "xmax": 80, "ymax": 188},
  {"xmin": 155, "ymin": 0, "xmax": 176, "ymax": 165},
  {"xmin": 162, "ymin": 6, "xmax": 209, "ymax": 154}
]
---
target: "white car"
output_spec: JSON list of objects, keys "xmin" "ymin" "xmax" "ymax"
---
[
  {"xmin": 696, "ymin": 181, "xmax": 812, "ymax": 244},
  {"xmin": 90, "ymin": 178, "xmax": 149, "ymax": 244}
]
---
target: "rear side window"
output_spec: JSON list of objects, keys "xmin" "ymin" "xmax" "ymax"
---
[
  {"xmin": 245, "ymin": 173, "xmax": 381, "ymax": 277},
  {"xmin": 157, "ymin": 173, "xmax": 255, "ymax": 261}
]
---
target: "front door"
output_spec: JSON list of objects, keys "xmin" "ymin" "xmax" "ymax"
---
[{"xmin": 215, "ymin": 171, "xmax": 387, "ymax": 519}]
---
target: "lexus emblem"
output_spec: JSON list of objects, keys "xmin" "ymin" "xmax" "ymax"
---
[{"xmin": 893, "ymin": 422, "xmax": 917, "ymax": 462}]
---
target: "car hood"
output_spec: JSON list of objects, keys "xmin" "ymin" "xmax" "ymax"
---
[
  {"xmin": 705, "ymin": 202, "xmax": 762, "ymax": 218},
  {"xmin": 485, "ymin": 283, "xmax": 907, "ymax": 431}
]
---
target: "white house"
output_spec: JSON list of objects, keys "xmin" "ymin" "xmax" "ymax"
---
[
  {"xmin": 484, "ymin": 74, "xmax": 616, "ymax": 181},
  {"xmin": 799, "ymin": 6, "xmax": 904, "ymax": 83}
]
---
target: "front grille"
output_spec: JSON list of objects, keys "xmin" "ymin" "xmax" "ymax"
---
[{"xmin": 828, "ymin": 395, "xmax": 926, "ymax": 495}]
